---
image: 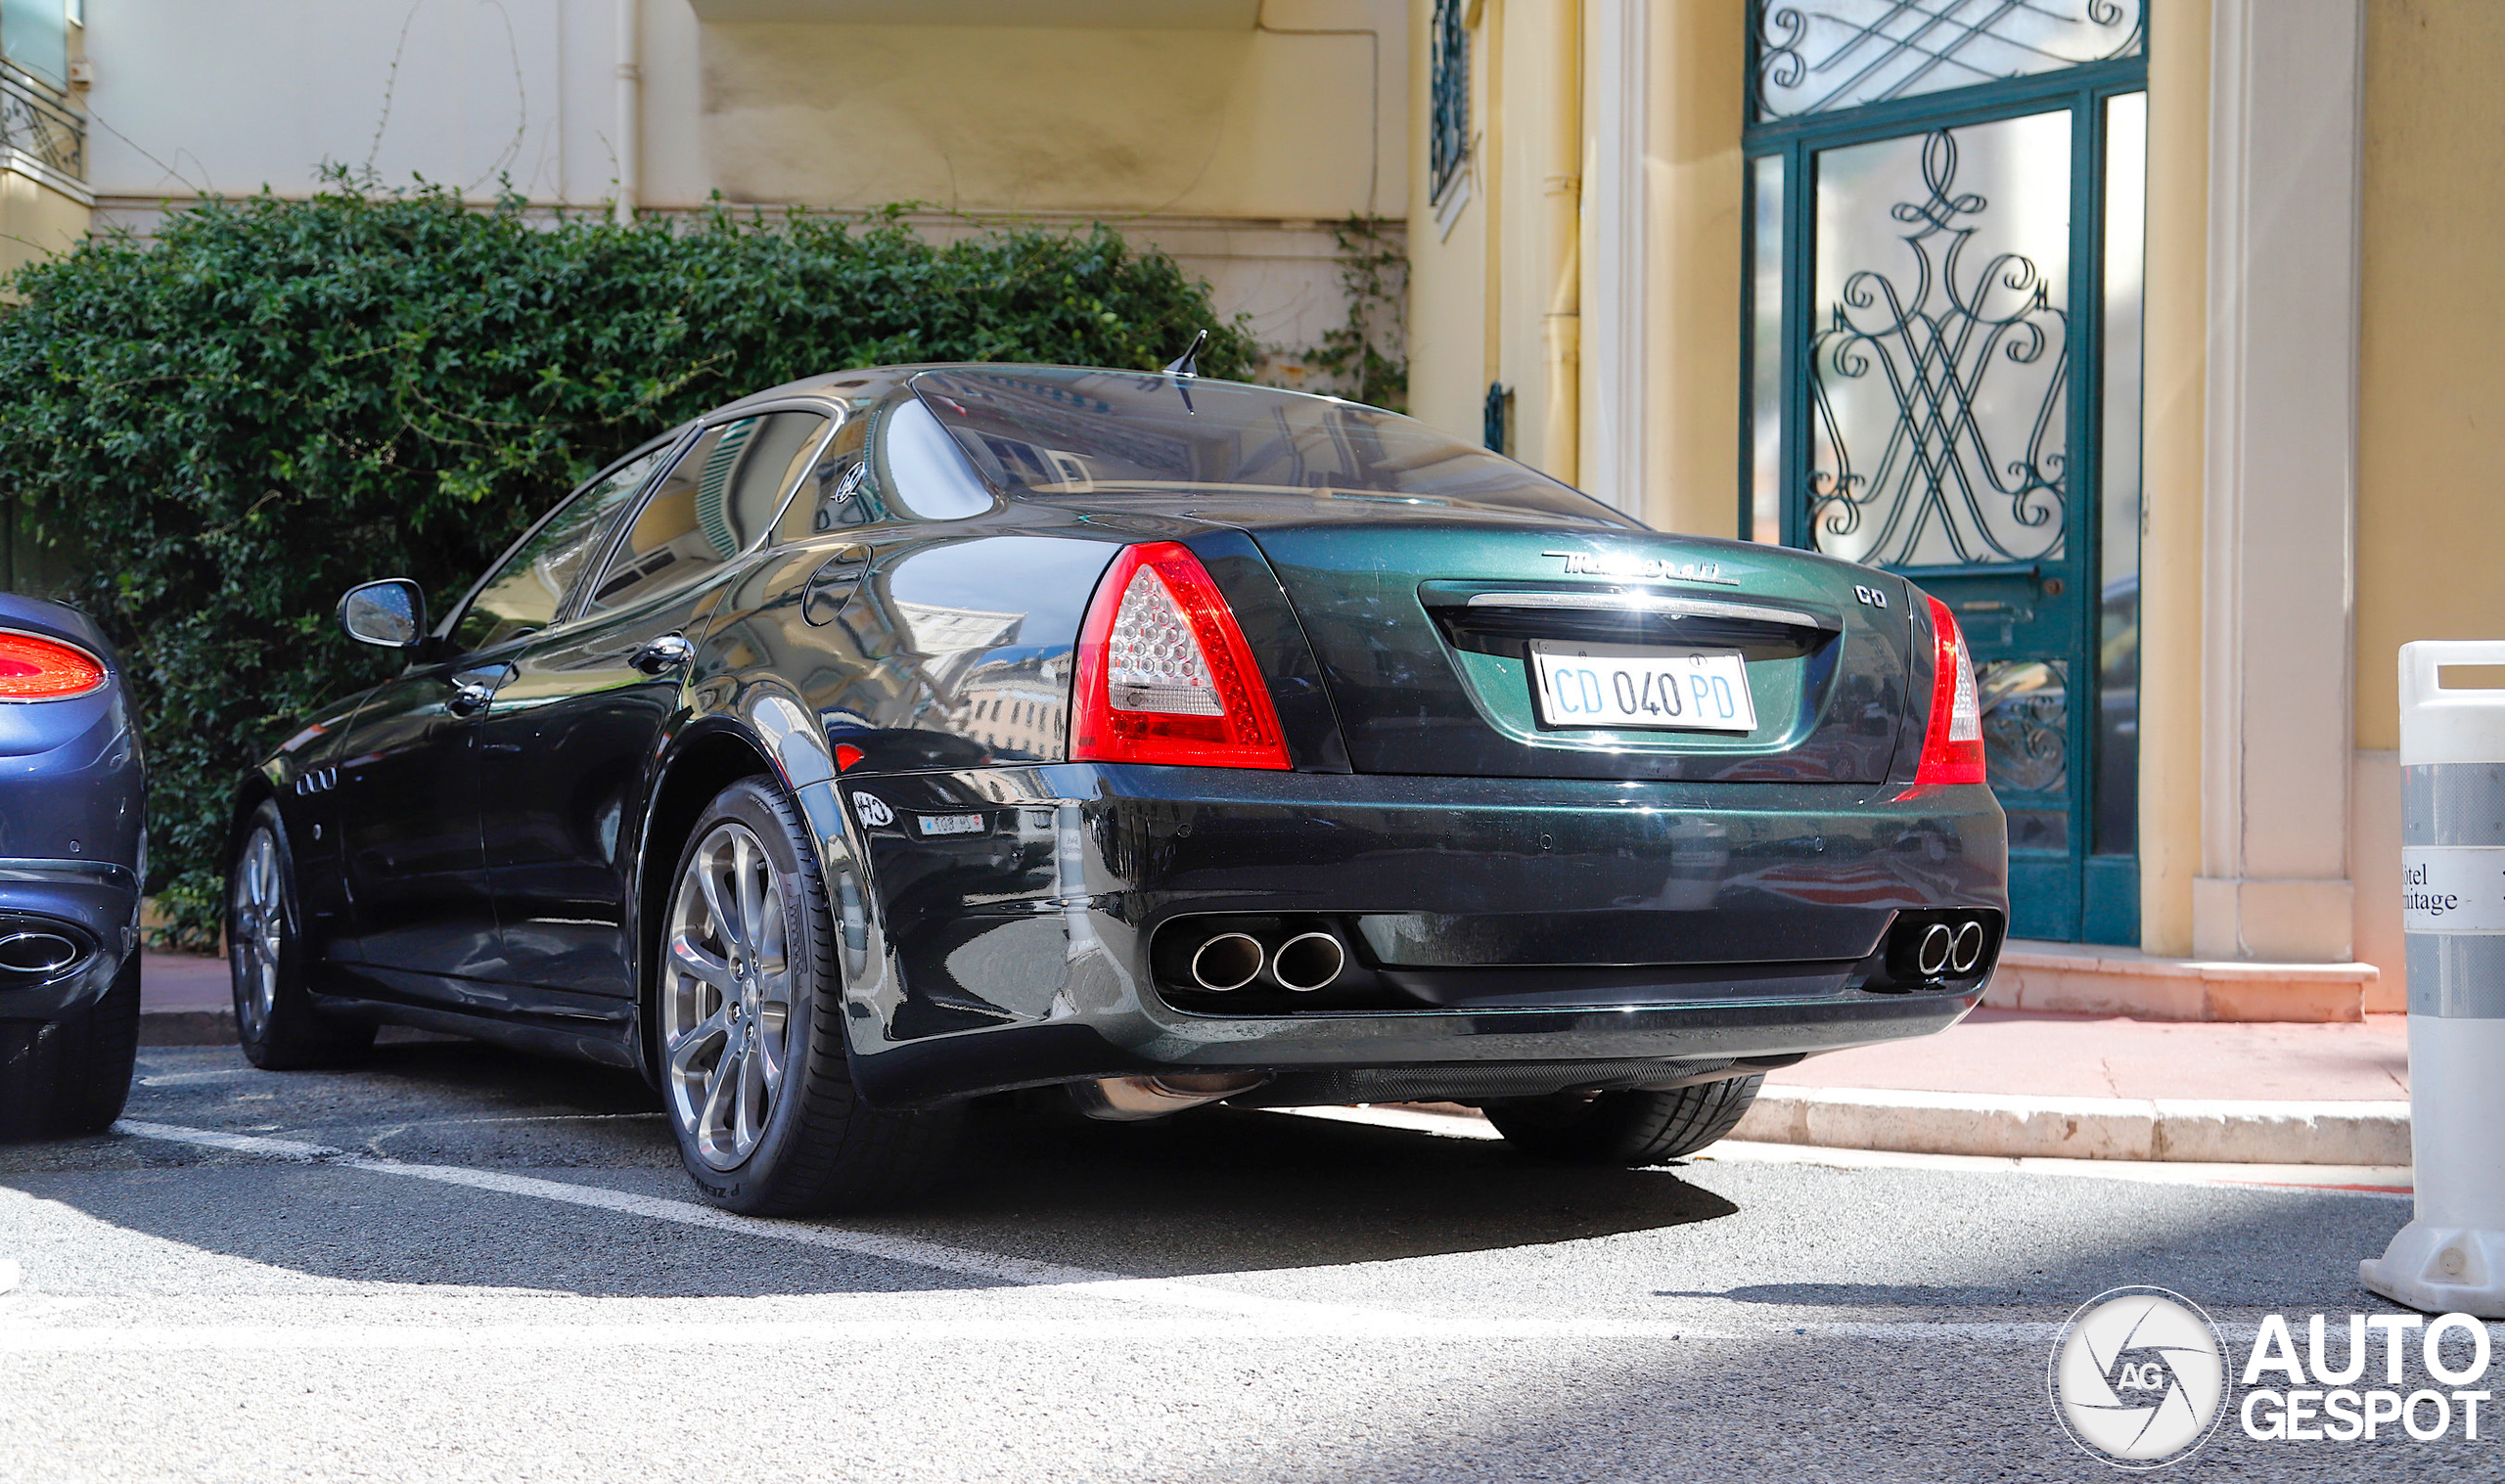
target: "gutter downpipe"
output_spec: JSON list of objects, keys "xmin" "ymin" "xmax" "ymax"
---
[
  {"xmin": 614, "ymin": 0, "xmax": 641, "ymax": 225},
  {"xmin": 1542, "ymin": 0, "xmax": 1581, "ymax": 486}
]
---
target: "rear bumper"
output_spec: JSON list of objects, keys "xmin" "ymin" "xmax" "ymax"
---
[
  {"xmin": 827, "ymin": 764, "xmax": 2005, "ymax": 1106},
  {"xmin": 0, "ymin": 860, "xmax": 142, "ymax": 1021}
]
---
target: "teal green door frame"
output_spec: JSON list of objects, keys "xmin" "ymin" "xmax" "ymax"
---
[{"xmin": 1742, "ymin": 8, "xmax": 2147, "ymax": 944}]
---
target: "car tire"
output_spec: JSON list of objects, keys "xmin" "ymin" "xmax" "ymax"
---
[
  {"xmin": 1482, "ymin": 1074, "xmax": 1765, "ymax": 1166},
  {"xmin": 655, "ymin": 776, "xmax": 960, "ymax": 1215},
  {"xmin": 0, "ymin": 953, "xmax": 142, "ymax": 1141},
  {"xmin": 229, "ymin": 801, "xmax": 374, "ymax": 1071}
]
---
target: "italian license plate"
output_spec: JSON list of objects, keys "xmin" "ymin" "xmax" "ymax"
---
[{"xmin": 1527, "ymin": 642, "xmax": 1757, "ymax": 734}]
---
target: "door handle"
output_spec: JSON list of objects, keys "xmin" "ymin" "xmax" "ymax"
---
[
  {"xmin": 631, "ymin": 633, "xmax": 695, "ymax": 676},
  {"xmin": 445, "ymin": 682, "xmax": 494, "ymax": 717}
]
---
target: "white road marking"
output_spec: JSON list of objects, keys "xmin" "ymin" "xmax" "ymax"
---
[
  {"xmin": 135, "ymin": 1068, "xmax": 257, "ymax": 1087},
  {"xmin": 0, "ymin": 1316, "xmax": 2115, "ymax": 1354},
  {"xmin": 1271, "ymin": 1106, "xmax": 2415, "ymax": 1198},
  {"xmin": 110, "ymin": 1120, "xmax": 1415, "ymax": 1328}
]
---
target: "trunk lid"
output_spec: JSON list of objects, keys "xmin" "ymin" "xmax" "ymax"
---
[{"xmin": 1197, "ymin": 507, "xmax": 1914, "ymax": 783}]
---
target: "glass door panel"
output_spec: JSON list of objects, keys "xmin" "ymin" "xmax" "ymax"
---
[
  {"xmin": 1806, "ymin": 112, "xmax": 2072, "ymax": 569},
  {"xmin": 1806, "ymin": 109, "xmax": 2085, "ymax": 939}
]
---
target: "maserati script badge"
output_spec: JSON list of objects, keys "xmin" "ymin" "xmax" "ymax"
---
[{"xmin": 1542, "ymin": 551, "xmax": 1740, "ymax": 586}]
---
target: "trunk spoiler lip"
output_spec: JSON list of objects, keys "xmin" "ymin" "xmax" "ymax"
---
[{"xmin": 1454, "ymin": 588, "xmax": 1842, "ymax": 635}]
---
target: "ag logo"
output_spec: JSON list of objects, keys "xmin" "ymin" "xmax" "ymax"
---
[
  {"xmin": 851, "ymin": 791, "xmax": 895, "ymax": 829},
  {"xmin": 2050, "ymin": 1286, "xmax": 2229, "ymax": 1469}
]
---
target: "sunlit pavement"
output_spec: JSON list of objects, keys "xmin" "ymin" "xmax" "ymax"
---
[{"xmin": 0, "ymin": 1039, "xmax": 2474, "ymax": 1483}]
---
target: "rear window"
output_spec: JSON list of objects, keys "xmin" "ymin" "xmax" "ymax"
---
[{"xmin": 909, "ymin": 367, "xmax": 1628, "ymax": 523}]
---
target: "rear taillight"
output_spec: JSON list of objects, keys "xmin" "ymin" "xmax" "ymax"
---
[
  {"xmin": 0, "ymin": 632, "xmax": 105, "ymax": 700},
  {"xmin": 1911, "ymin": 595, "xmax": 1984, "ymax": 787},
  {"xmin": 1070, "ymin": 542, "xmax": 1290, "ymax": 770}
]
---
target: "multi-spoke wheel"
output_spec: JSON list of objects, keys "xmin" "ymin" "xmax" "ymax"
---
[
  {"xmin": 231, "ymin": 826, "xmax": 285, "ymax": 1046},
  {"xmin": 654, "ymin": 777, "xmax": 959, "ymax": 1214},
  {"xmin": 662, "ymin": 821, "xmax": 794, "ymax": 1170},
  {"xmin": 227, "ymin": 800, "xmax": 371, "ymax": 1070}
]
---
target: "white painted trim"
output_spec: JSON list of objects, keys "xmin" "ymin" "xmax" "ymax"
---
[
  {"xmin": 1576, "ymin": 0, "xmax": 1645, "ymax": 515},
  {"xmin": 0, "ymin": 147, "xmax": 91, "ymax": 206},
  {"xmin": 2196, "ymin": 0, "xmax": 2365, "ymax": 962}
]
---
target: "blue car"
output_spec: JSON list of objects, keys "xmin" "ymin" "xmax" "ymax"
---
[{"xmin": 0, "ymin": 594, "xmax": 145, "ymax": 1141}]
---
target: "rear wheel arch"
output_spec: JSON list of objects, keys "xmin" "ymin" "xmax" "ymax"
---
[
  {"xmin": 634, "ymin": 725, "xmax": 780, "ymax": 1077},
  {"xmin": 225, "ymin": 772, "xmax": 283, "ymax": 875}
]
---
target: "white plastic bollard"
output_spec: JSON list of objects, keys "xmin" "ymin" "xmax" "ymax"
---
[{"xmin": 2362, "ymin": 641, "xmax": 2505, "ymax": 1317}]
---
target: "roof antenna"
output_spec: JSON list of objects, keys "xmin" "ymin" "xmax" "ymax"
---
[{"xmin": 1162, "ymin": 330, "xmax": 1208, "ymax": 379}]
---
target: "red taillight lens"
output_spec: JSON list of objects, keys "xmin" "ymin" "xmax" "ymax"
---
[
  {"xmin": 0, "ymin": 632, "xmax": 105, "ymax": 700},
  {"xmin": 1911, "ymin": 595, "xmax": 1984, "ymax": 787},
  {"xmin": 1070, "ymin": 542, "xmax": 1291, "ymax": 770}
]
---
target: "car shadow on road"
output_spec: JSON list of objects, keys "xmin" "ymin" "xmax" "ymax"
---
[
  {"xmin": 2, "ymin": 1042, "xmax": 1741, "ymax": 1296},
  {"xmin": 879, "ymin": 1102, "xmax": 1741, "ymax": 1276}
]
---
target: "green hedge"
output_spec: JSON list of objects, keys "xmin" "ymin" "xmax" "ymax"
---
[{"xmin": 0, "ymin": 183, "xmax": 1255, "ymax": 947}]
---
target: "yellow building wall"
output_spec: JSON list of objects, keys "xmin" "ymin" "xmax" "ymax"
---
[
  {"xmin": 2354, "ymin": 0, "xmax": 2505, "ymax": 750},
  {"xmin": 1403, "ymin": 0, "xmax": 1485, "ymax": 447},
  {"xmin": 2136, "ymin": 0, "xmax": 2208, "ymax": 959},
  {"xmin": 697, "ymin": 21, "xmax": 1384, "ymax": 218},
  {"xmin": 1400, "ymin": 0, "xmax": 1580, "ymax": 481},
  {"xmin": 2346, "ymin": 0, "xmax": 2505, "ymax": 1001},
  {"xmin": 0, "ymin": 169, "xmax": 89, "ymax": 290},
  {"xmin": 1641, "ymin": 0, "xmax": 1743, "ymax": 539}
]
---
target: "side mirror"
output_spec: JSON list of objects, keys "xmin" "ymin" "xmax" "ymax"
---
[{"xmin": 337, "ymin": 579, "xmax": 428, "ymax": 650}]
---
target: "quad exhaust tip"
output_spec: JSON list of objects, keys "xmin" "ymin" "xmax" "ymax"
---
[
  {"xmin": 1189, "ymin": 932, "xmax": 1265, "ymax": 993},
  {"xmin": 1269, "ymin": 931, "xmax": 1345, "ymax": 993},
  {"xmin": 1916, "ymin": 922, "xmax": 1956, "ymax": 977},
  {"xmin": 1180, "ymin": 926, "xmax": 1348, "ymax": 994},
  {"xmin": 1911, "ymin": 918, "xmax": 1990, "ymax": 978},
  {"xmin": 1950, "ymin": 920, "xmax": 1985, "ymax": 974}
]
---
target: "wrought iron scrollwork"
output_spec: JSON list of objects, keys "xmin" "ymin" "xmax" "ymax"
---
[
  {"xmin": 1753, "ymin": 0, "xmax": 2144, "ymax": 120},
  {"xmin": 1807, "ymin": 128, "xmax": 2067, "ymax": 567}
]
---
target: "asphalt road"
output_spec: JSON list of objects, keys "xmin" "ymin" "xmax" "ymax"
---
[{"xmin": 0, "ymin": 1036, "xmax": 2481, "ymax": 1483}]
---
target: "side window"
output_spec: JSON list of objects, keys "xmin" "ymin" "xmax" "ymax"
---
[
  {"xmin": 452, "ymin": 440, "xmax": 676, "ymax": 654},
  {"xmin": 881, "ymin": 397, "xmax": 995, "ymax": 520},
  {"xmin": 585, "ymin": 411, "xmax": 828, "ymax": 613},
  {"xmin": 774, "ymin": 415, "xmax": 875, "ymax": 543}
]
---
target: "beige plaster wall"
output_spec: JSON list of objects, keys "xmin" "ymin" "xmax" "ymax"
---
[
  {"xmin": 0, "ymin": 168, "xmax": 88, "ymax": 288},
  {"xmin": 696, "ymin": 19, "xmax": 1388, "ymax": 218},
  {"xmin": 2345, "ymin": 0, "xmax": 2505, "ymax": 996},
  {"xmin": 2136, "ymin": 0, "xmax": 2208, "ymax": 958},
  {"xmin": 2355, "ymin": 0, "xmax": 2505, "ymax": 751},
  {"xmin": 1639, "ymin": 0, "xmax": 1743, "ymax": 539},
  {"xmin": 1402, "ymin": 0, "xmax": 1486, "ymax": 447}
]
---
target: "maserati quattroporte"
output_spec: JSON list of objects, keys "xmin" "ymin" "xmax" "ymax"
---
[{"xmin": 232, "ymin": 363, "xmax": 2006, "ymax": 1211}]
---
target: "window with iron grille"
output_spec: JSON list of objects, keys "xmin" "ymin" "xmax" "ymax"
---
[{"xmin": 1429, "ymin": 0, "xmax": 1469, "ymax": 206}]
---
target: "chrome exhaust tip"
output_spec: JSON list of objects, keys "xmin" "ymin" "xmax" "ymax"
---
[
  {"xmin": 0, "ymin": 929, "xmax": 83, "ymax": 977},
  {"xmin": 1916, "ymin": 922, "xmax": 1955, "ymax": 977},
  {"xmin": 1269, "ymin": 931, "xmax": 1345, "ymax": 993},
  {"xmin": 1949, "ymin": 920, "xmax": 1986, "ymax": 974},
  {"xmin": 1189, "ymin": 932, "xmax": 1265, "ymax": 993}
]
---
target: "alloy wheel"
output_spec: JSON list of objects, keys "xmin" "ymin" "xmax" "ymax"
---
[
  {"xmin": 661, "ymin": 821, "xmax": 795, "ymax": 1170},
  {"xmin": 230, "ymin": 828, "xmax": 284, "ymax": 1040}
]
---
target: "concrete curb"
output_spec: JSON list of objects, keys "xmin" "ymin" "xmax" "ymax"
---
[
  {"xmin": 138, "ymin": 1010, "xmax": 236, "ymax": 1047},
  {"xmin": 1734, "ymin": 1087, "xmax": 2412, "ymax": 1167}
]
